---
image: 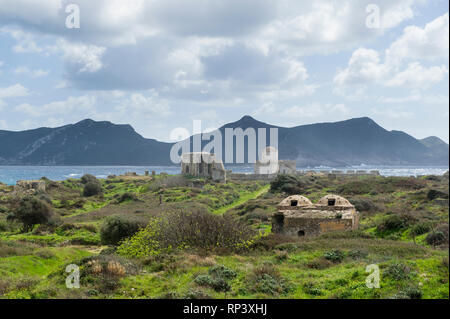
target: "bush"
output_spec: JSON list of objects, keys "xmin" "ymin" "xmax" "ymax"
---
[
  {"xmin": 83, "ymin": 182, "xmax": 102, "ymax": 197},
  {"xmin": 7, "ymin": 197, "xmax": 53, "ymax": 232},
  {"xmin": 425, "ymin": 231, "xmax": 447, "ymax": 246},
  {"xmin": 80, "ymin": 255, "xmax": 139, "ymax": 293},
  {"xmin": 410, "ymin": 222, "xmax": 432, "ymax": 237},
  {"xmin": 274, "ymin": 242, "xmax": 298, "ymax": 253},
  {"xmin": 249, "ymin": 263, "xmax": 292, "ymax": 296},
  {"xmin": 349, "ymin": 197, "xmax": 378, "ymax": 212},
  {"xmin": 194, "ymin": 265, "xmax": 236, "ymax": 293},
  {"xmin": 100, "ymin": 215, "xmax": 144, "ymax": 245},
  {"xmin": 391, "ymin": 286, "xmax": 422, "ymax": 299},
  {"xmin": 427, "ymin": 189, "xmax": 449, "ymax": 201},
  {"xmin": 117, "ymin": 192, "xmax": 137, "ymax": 203},
  {"xmin": 384, "ymin": 262, "xmax": 411, "ymax": 280},
  {"xmin": 81, "ymin": 174, "xmax": 98, "ymax": 184},
  {"xmin": 306, "ymin": 257, "xmax": 333, "ymax": 270},
  {"xmin": 117, "ymin": 210, "xmax": 255, "ymax": 257},
  {"xmin": 183, "ymin": 288, "xmax": 212, "ymax": 299},
  {"xmin": 270, "ymin": 175, "xmax": 305, "ymax": 195},
  {"xmin": 208, "ymin": 265, "xmax": 237, "ymax": 280},
  {"xmin": 303, "ymin": 282, "xmax": 323, "ymax": 296},
  {"xmin": 324, "ymin": 249, "xmax": 345, "ymax": 263},
  {"xmin": 377, "ymin": 214, "xmax": 407, "ymax": 233}
]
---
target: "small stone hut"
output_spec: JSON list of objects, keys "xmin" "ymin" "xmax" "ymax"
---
[
  {"xmin": 272, "ymin": 194, "xmax": 359, "ymax": 237},
  {"xmin": 181, "ymin": 152, "xmax": 227, "ymax": 182}
]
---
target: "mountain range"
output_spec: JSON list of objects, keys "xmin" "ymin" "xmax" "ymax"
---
[{"xmin": 0, "ymin": 116, "xmax": 448, "ymax": 166}]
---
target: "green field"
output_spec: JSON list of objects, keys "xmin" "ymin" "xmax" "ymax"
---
[{"xmin": 0, "ymin": 172, "xmax": 448, "ymax": 299}]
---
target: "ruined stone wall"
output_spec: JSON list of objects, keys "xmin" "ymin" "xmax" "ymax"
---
[{"xmin": 272, "ymin": 216, "xmax": 354, "ymax": 237}]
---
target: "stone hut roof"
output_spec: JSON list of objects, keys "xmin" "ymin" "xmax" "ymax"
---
[
  {"xmin": 317, "ymin": 194, "xmax": 353, "ymax": 208},
  {"xmin": 278, "ymin": 195, "xmax": 313, "ymax": 209}
]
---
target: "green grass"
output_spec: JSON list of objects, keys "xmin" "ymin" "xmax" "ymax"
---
[
  {"xmin": 213, "ymin": 184, "xmax": 270, "ymax": 215},
  {"xmin": 0, "ymin": 173, "xmax": 448, "ymax": 299}
]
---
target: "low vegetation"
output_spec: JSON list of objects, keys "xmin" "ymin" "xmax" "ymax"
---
[{"xmin": 0, "ymin": 172, "xmax": 448, "ymax": 299}]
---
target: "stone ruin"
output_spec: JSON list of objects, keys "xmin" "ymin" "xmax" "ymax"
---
[
  {"xmin": 181, "ymin": 152, "xmax": 227, "ymax": 183},
  {"xmin": 14, "ymin": 180, "xmax": 46, "ymax": 194},
  {"xmin": 272, "ymin": 194, "xmax": 359, "ymax": 238},
  {"xmin": 254, "ymin": 146, "xmax": 296, "ymax": 175}
]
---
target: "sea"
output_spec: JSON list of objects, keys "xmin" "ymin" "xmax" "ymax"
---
[{"xmin": 0, "ymin": 165, "xmax": 448, "ymax": 186}]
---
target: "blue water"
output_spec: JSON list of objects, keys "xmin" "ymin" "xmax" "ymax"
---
[{"xmin": 0, "ymin": 165, "xmax": 448, "ymax": 185}]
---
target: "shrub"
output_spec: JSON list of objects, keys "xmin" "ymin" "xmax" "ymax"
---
[
  {"xmin": 81, "ymin": 174, "xmax": 98, "ymax": 184},
  {"xmin": 377, "ymin": 214, "xmax": 407, "ymax": 233},
  {"xmin": 83, "ymin": 182, "xmax": 102, "ymax": 197},
  {"xmin": 117, "ymin": 210, "xmax": 255, "ymax": 257},
  {"xmin": 195, "ymin": 275, "xmax": 230, "ymax": 293},
  {"xmin": 391, "ymin": 286, "xmax": 422, "ymax": 299},
  {"xmin": 410, "ymin": 222, "xmax": 431, "ymax": 237},
  {"xmin": 306, "ymin": 257, "xmax": 333, "ymax": 270},
  {"xmin": 425, "ymin": 231, "xmax": 447, "ymax": 246},
  {"xmin": 183, "ymin": 288, "xmax": 212, "ymax": 299},
  {"xmin": 303, "ymin": 282, "xmax": 323, "ymax": 296},
  {"xmin": 194, "ymin": 265, "xmax": 236, "ymax": 293},
  {"xmin": 427, "ymin": 189, "xmax": 449, "ymax": 201},
  {"xmin": 100, "ymin": 215, "xmax": 144, "ymax": 245},
  {"xmin": 403, "ymin": 286, "xmax": 423, "ymax": 299},
  {"xmin": 324, "ymin": 249, "xmax": 345, "ymax": 263},
  {"xmin": 274, "ymin": 242, "xmax": 298, "ymax": 253},
  {"xmin": 80, "ymin": 255, "xmax": 139, "ymax": 293},
  {"xmin": 208, "ymin": 265, "xmax": 237, "ymax": 280},
  {"xmin": 7, "ymin": 197, "xmax": 53, "ymax": 232},
  {"xmin": 349, "ymin": 197, "xmax": 378, "ymax": 212},
  {"xmin": 384, "ymin": 262, "xmax": 411, "ymax": 280},
  {"xmin": 249, "ymin": 263, "xmax": 292, "ymax": 296},
  {"xmin": 117, "ymin": 192, "xmax": 137, "ymax": 203},
  {"xmin": 270, "ymin": 175, "xmax": 305, "ymax": 195},
  {"xmin": 274, "ymin": 250, "xmax": 288, "ymax": 261}
]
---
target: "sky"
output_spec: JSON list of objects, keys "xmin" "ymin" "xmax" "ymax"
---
[{"xmin": 0, "ymin": 0, "xmax": 448, "ymax": 142}]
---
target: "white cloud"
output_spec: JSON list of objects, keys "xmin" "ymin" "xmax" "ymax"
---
[
  {"xmin": 59, "ymin": 40, "xmax": 106, "ymax": 73},
  {"xmin": 386, "ymin": 13, "xmax": 449, "ymax": 64},
  {"xmin": 14, "ymin": 66, "xmax": 50, "ymax": 78},
  {"xmin": 116, "ymin": 91, "xmax": 171, "ymax": 116},
  {"xmin": 14, "ymin": 95, "xmax": 96, "ymax": 117},
  {"xmin": 386, "ymin": 62, "xmax": 448, "ymax": 88},
  {"xmin": 334, "ymin": 14, "xmax": 450, "ymax": 97},
  {"xmin": 0, "ymin": 83, "xmax": 30, "ymax": 98},
  {"xmin": 0, "ymin": 27, "xmax": 57, "ymax": 54},
  {"xmin": 334, "ymin": 48, "xmax": 389, "ymax": 86}
]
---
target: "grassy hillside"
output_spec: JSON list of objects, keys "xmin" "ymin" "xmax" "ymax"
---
[{"xmin": 0, "ymin": 172, "xmax": 448, "ymax": 299}]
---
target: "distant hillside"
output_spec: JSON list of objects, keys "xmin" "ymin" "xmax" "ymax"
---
[
  {"xmin": 0, "ymin": 116, "xmax": 448, "ymax": 166},
  {"xmin": 420, "ymin": 136, "xmax": 449, "ymax": 161},
  {"xmin": 0, "ymin": 119, "xmax": 172, "ymax": 165}
]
